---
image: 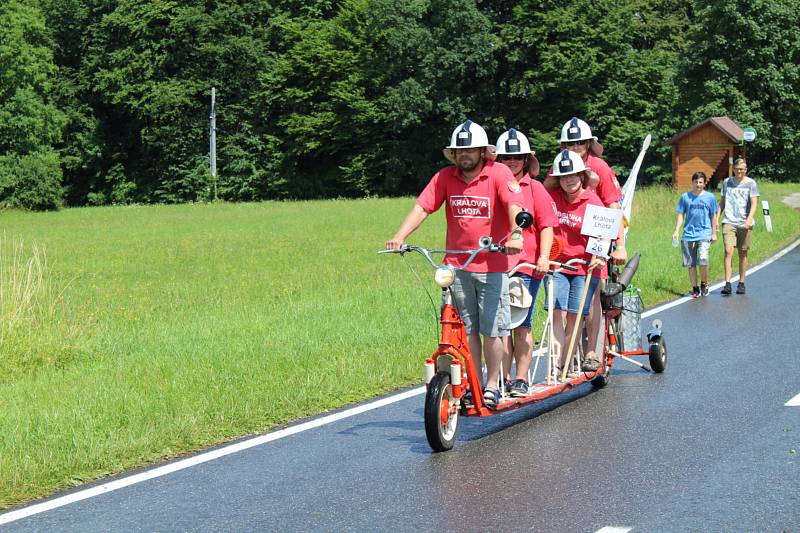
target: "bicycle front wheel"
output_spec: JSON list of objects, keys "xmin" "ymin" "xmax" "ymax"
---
[{"xmin": 424, "ymin": 372, "xmax": 460, "ymax": 452}]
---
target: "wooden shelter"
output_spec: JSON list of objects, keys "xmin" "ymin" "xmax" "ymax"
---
[{"xmin": 667, "ymin": 117, "xmax": 745, "ymax": 190}]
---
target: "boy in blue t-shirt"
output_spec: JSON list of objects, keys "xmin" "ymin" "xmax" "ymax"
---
[{"xmin": 673, "ymin": 171, "xmax": 719, "ymax": 297}]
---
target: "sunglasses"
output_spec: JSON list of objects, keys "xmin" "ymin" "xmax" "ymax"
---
[
  {"xmin": 564, "ymin": 140, "xmax": 588, "ymax": 147},
  {"xmin": 498, "ymin": 155, "xmax": 526, "ymax": 161}
]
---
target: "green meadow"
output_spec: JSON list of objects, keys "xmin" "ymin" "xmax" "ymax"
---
[{"xmin": 1, "ymin": 183, "xmax": 799, "ymax": 507}]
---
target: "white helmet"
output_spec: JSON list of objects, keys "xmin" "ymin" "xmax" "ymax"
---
[
  {"xmin": 445, "ymin": 119, "xmax": 489, "ymax": 149},
  {"xmin": 496, "ymin": 128, "xmax": 533, "ymax": 155},
  {"xmin": 559, "ymin": 117, "xmax": 604, "ymax": 156},
  {"xmin": 559, "ymin": 117, "xmax": 597, "ymax": 143},
  {"xmin": 550, "ymin": 149, "xmax": 587, "ymax": 177},
  {"xmin": 443, "ymin": 119, "xmax": 496, "ymax": 164}
]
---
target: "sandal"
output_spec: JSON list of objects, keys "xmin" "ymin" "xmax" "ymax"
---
[
  {"xmin": 461, "ymin": 391, "xmax": 475, "ymax": 407},
  {"xmin": 483, "ymin": 386, "xmax": 500, "ymax": 407},
  {"xmin": 556, "ymin": 368, "xmax": 579, "ymax": 381},
  {"xmin": 582, "ymin": 358, "xmax": 601, "ymax": 372}
]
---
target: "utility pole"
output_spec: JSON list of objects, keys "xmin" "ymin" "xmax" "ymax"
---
[{"xmin": 209, "ymin": 87, "xmax": 217, "ymax": 200}]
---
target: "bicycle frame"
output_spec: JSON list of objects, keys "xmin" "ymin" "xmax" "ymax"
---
[
  {"xmin": 383, "ymin": 241, "xmax": 665, "ymax": 451},
  {"xmin": 427, "ymin": 262, "xmax": 613, "ymax": 417}
]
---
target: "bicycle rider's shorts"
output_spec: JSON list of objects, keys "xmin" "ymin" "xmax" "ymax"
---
[
  {"xmin": 451, "ymin": 270, "xmax": 511, "ymax": 337},
  {"xmin": 510, "ymin": 272, "xmax": 543, "ymax": 329},
  {"xmin": 543, "ymin": 272, "xmax": 600, "ymax": 316}
]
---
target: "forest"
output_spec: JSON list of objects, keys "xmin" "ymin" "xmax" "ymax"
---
[{"xmin": 1, "ymin": 0, "xmax": 798, "ymax": 209}]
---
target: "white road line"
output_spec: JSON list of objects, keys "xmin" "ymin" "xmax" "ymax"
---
[
  {"xmin": 0, "ymin": 387, "xmax": 425, "ymax": 525},
  {"xmin": 3, "ymin": 236, "xmax": 800, "ymax": 525},
  {"xmin": 642, "ymin": 236, "xmax": 800, "ymax": 318},
  {"xmin": 596, "ymin": 527, "xmax": 632, "ymax": 533},
  {"xmin": 785, "ymin": 393, "xmax": 800, "ymax": 407}
]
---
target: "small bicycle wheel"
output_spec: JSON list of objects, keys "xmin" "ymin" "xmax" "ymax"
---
[
  {"xmin": 424, "ymin": 372, "xmax": 460, "ymax": 452},
  {"xmin": 648, "ymin": 336, "xmax": 667, "ymax": 373}
]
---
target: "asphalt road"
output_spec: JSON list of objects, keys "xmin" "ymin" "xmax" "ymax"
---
[{"xmin": 3, "ymin": 244, "xmax": 799, "ymax": 532}]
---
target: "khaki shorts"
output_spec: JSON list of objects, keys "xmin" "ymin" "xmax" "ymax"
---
[
  {"xmin": 452, "ymin": 271, "xmax": 510, "ymax": 337},
  {"xmin": 722, "ymin": 223, "xmax": 752, "ymax": 250}
]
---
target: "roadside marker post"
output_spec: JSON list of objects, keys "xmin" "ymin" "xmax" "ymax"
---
[{"xmin": 762, "ymin": 200, "xmax": 773, "ymax": 232}]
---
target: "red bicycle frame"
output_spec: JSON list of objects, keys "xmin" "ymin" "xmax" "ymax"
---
[{"xmin": 426, "ymin": 285, "xmax": 615, "ymax": 417}]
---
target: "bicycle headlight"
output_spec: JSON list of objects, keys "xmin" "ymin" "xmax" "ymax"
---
[{"xmin": 434, "ymin": 266, "xmax": 456, "ymax": 288}]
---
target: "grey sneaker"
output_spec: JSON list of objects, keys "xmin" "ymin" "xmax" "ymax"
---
[
  {"xmin": 582, "ymin": 358, "xmax": 601, "ymax": 371},
  {"xmin": 700, "ymin": 282, "xmax": 709, "ymax": 296},
  {"xmin": 721, "ymin": 282, "xmax": 732, "ymax": 296},
  {"xmin": 510, "ymin": 379, "xmax": 529, "ymax": 397},
  {"xmin": 736, "ymin": 282, "xmax": 746, "ymax": 294}
]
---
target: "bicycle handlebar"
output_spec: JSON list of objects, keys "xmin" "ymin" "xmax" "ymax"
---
[
  {"xmin": 507, "ymin": 258, "xmax": 583, "ymax": 276},
  {"xmin": 379, "ymin": 243, "xmax": 586, "ymax": 276},
  {"xmin": 378, "ymin": 242, "xmax": 504, "ymax": 271}
]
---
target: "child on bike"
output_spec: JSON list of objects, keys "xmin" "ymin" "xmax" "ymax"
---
[{"xmin": 545, "ymin": 150, "xmax": 609, "ymax": 377}]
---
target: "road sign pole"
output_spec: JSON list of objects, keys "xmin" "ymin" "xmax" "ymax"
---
[{"xmin": 210, "ymin": 87, "xmax": 217, "ymax": 201}]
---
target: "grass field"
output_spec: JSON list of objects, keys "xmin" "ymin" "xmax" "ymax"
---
[{"xmin": 1, "ymin": 183, "xmax": 799, "ymax": 507}]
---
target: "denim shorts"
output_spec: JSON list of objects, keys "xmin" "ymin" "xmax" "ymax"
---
[
  {"xmin": 543, "ymin": 272, "xmax": 600, "ymax": 316},
  {"xmin": 510, "ymin": 272, "xmax": 543, "ymax": 329},
  {"xmin": 452, "ymin": 270, "xmax": 510, "ymax": 337},
  {"xmin": 681, "ymin": 239, "xmax": 710, "ymax": 267}
]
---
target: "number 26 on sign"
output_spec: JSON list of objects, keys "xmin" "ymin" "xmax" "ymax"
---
[{"xmin": 585, "ymin": 237, "xmax": 610, "ymax": 258}]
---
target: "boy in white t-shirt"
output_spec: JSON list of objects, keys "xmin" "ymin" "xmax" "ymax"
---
[{"xmin": 719, "ymin": 158, "xmax": 760, "ymax": 295}]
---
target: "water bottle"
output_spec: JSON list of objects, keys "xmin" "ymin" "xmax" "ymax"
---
[{"xmin": 672, "ymin": 236, "xmax": 679, "ymax": 248}]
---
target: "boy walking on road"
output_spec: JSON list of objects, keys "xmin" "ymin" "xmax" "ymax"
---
[
  {"xmin": 719, "ymin": 158, "xmax": 759, "ymax": 295},
  {"xmin": 673, "ymin": 171, "xmax": 718, "ymax": 297}
]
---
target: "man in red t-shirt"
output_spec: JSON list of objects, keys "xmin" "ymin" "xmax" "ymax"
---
[
  {"xmin": 386, "ymin": 120, "xmax": 526, "ymax": 406},
  {"xmin": 544, "ymin": 118, "xmax": 626, "ymax": 365}
]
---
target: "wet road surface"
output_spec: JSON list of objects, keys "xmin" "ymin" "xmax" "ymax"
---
[{"xmin": 3, "ymin": 244, "xmax": 800, "ymax": 532}]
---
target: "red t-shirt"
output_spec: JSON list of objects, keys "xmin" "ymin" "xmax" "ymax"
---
[
  {"xmin": 417, "ymin": 161, "xmax": 525, "ymax": 273},
  {"xmin": 510, "ymin": 174, "xmax": 559, "ymax": 277},
  {"xmin": 585, "ymin": 153, "xmax": 622, "ymax": 207},
  {"xmin": 547, "ymin": 187, "xmax": 608, "ymax": 279}
]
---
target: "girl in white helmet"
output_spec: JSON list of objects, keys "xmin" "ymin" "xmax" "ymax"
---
[
  {"xmin": 546, "ymin": 150, "xmax": 610, "ymax": 375},
  {"xmin": 495, "ymin": 128, "xmax": 557, "ymax": 397},
  {"xmin": 545, "ymin": 117, "xmax": 626, "ymax": 368}
]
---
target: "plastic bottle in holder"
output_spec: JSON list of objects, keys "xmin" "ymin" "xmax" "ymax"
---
[{"xmin": 672, "ymin": 237, "xmax": 679, "ymax": 248}]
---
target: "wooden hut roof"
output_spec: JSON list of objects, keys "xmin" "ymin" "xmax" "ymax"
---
[{"xmin": 667, "ymin": 117, "xmax": 743, "ymax": 144}]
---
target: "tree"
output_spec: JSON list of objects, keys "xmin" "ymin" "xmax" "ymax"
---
[
  {"xmin": 41, "ymin": 0, "xmax": 281, "ymax": 204},
  {"xmin": 256, "ymin": 0, "xmax": 500, "ymax": 197},
  {"xmin": 14, "ymin": 0, "xmax": 797, "ymax": 208},
  {"xmin": 676, "ymin": 0, "xmax": 800, "ymax": 181},
  {"xmin": 484, "ymin": 0, "xmax": 690, "ymax": 184},
  {"xmin": 0, "ymin": 0, "xmax": 66, "ymax": 209}
]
